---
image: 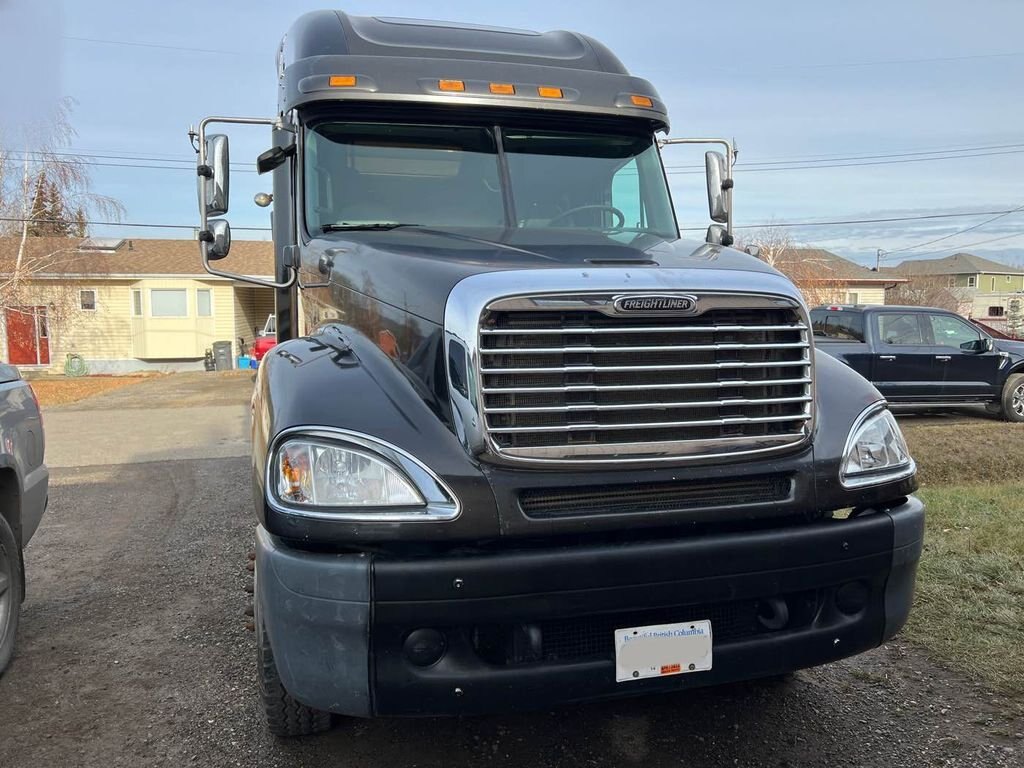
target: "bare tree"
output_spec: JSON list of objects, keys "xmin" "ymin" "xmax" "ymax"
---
[
  {"xmin": 885, "ymin": 272, "xmax": 962, "ymax": 313},
  {"xmin": 742, "ymin": 224, "xmax": 792, "ymax": 270},
  {"xmin": 1, "ymin": 99, "xmax": 124, "ymax": 364},
  {"xmin": 742, "ymin": 226, "xmax": 848, "ymax": 305}
]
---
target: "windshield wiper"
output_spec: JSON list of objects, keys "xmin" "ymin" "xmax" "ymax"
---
[{"xmin": 321, "ymin": 222, "xmax": 420, "ymax": 232}]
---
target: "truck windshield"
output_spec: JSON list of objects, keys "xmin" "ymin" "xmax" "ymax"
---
[{"xmin": 304, "ymin": 122, "xmax": 677, "ymax": 239}]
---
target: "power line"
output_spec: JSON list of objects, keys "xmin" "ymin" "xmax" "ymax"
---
[
  {"xmin": 884, "ymin": 203, "xmax": 1024, "ymax": 253},
  {"xmin": 663, "ymin": 143, "xmax": 1024, "ymax": 170},
  {"xmin": 0, "ymin": 216, "xmax": 270, "ymax": 231},
  {"xmin": 663, "ymin": 148, "xmax": 1024, "ymax": 176},
  {"xmin": 61, "ymin": 35, "xmax": 256, "ymax": 57},
  {"xmin": 5, "ymin": 208, "xmax": 1024, "ymax": 236}
]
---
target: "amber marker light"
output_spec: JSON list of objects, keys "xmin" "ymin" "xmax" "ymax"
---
[
  {"xmin": 328, "ymin": 75, "xmax": 357, "ymax": 87},
  {"xmin": 537, "ymin": 86, "xmax": 563, "ymax": 99},
  {"xmin": 629, "ymin": 94, "xmax": 654, "ymax": 107},
  {"xmin": 489, "ymin": 83, "xmax": 515, "ymax": 95},
  {"xmin": 439, "ymin": 79, "xmax": 466, "ymax": 92}
]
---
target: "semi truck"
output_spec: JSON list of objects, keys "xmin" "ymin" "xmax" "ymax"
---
[{"xmin": 192, "ymin": 11, "xmax": 925, "ymax": 736}]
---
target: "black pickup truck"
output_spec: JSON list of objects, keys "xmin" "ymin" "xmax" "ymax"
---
[{"xmin": 811, "ymin": 304, "xmax": 1024, "ymax": 420}]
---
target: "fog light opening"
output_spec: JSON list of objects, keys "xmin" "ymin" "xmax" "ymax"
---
[
  {"xmin": 403, "ymin": 628, "xmax": 447, "ymax": 667},
  {"xmin": 756, "ymin": 597, "xmax": 790, "ymax": 631},
  {"xmin": 835, "ymin": 581, "xmax": 870, "ymax": 616}
]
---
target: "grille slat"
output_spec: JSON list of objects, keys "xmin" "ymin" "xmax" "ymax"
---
[
  {"xmin": 484, "ymin": 394, "xmax": 812, "ymax": 414},
  {"xmin": 478, "ymin": 302, "xmax": 813, "ymax": 460},
  {"xmin": 482, "ymin": 376, "xmax": 813, "ymax": 394},
  {"xmin": 481, "ymin": 341, "xmax": 809, "ymax": 354}
]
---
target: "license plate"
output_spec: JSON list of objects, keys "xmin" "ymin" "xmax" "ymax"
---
[{"xmin": 614, "ymin": 620, "xmax": 713, "ymax": 683}]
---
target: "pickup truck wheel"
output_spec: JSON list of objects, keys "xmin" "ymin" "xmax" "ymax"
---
[
  {"xmin": 0, "ymin": 514, "xmax": 24, "ymax": 676},
  {"xmin": 255, "ymin": 585, "xmax": 331, "ymax": 736},
  {"xmin": 1001, "ymin": 374, "xmax": 1024, "ymax": 423}
]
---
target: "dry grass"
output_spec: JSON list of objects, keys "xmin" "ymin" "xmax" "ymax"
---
[
  {"xmin": 897, "ymin": 416, "xmax": 1024, "ymax": 695},
  {"xmin": 900, "ymin": 418, "xmax": 1024, "ymax": 487},
  {"xmin": 904, "ymin": 484, "xmax": 1024, "ymax": 694},
  {"xmin": 30, "ymin": 375, "xmax": 155, "ymax": 406}
]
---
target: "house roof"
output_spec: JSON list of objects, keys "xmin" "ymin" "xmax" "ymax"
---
[
  {"xmin": 774, "ymin": 248, "xmax": 905, "ymax": 283},
  {"xmin": 886, "ymin": 252, "xmax": 1024, "ymax": 276},
  {"xmin": 0, "ymin": 237, "xmax": 274, "ymax": 279}
]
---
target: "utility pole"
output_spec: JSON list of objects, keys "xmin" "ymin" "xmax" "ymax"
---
[{"xmin": 875, "ymin": 248, "xmax": 886, "ymax": 271}]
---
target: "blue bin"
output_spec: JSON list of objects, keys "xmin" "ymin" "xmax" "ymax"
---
[{"xmin": 237, "ymin": 355, "xmax": 251, "ymax": 369}]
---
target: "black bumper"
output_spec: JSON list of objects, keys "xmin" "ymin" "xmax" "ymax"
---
[{"xmin": 256, "ymin": 496, "xmax": 924, "ymax": 717}]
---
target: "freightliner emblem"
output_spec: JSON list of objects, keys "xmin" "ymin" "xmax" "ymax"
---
[{"xmin": 613, "ymin": 294, "xmax": 699, "ymax": 314}]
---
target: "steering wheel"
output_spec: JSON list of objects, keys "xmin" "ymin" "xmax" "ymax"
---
[{"xmin": 548, "ymin": 204, "xmax": 626, "ymax": 229}]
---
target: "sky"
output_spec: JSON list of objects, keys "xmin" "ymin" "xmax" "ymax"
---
[{"xmin": 1, "ymin": 0, "xmax": 1023, "ymax": 268}]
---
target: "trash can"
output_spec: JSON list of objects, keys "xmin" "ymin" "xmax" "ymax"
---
[{"xmin": 212, "ymin": 340, "xmax": 234, "ymax": 371}]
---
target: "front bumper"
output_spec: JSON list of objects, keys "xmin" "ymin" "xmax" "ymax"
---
[{"xmin": 256, "ymin": 495, "xmax": 924, "ymax": 717}]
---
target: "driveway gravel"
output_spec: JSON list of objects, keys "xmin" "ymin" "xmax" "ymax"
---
[{"xmin": 0, "ymin": 373, "xmax": 1020, "ymax": 767}]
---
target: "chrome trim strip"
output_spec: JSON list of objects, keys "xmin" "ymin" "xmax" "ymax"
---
[
  {"xmin": 443, "ymin": 268, "xmax": 815, "ymax": 466},
  {"xmin": 264, "ymin": 426, "xmax": 461, "ymax": 522},
  {"xmin": 481, "ymin": 359, "xmax": 810, "ymax": 374},
  {"xmin": 483, "ymin": 395, "xmax": 813, "ymax": 414},
  {"xmin": 487, "ymin": 413, "xmax": 812, "ymax": 433},
  {"xmin": 482, "ymin": 377, "xmax": 813, "ymax": 394},
  {"xmin": 480, "ymin": 341, "xmax": 809, "ymax": 354},
  {"xmin": 479, "ymin": 323, "xmax": 808, "ymax": 335}
]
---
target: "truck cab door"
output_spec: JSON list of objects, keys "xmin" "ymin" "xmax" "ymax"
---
[
  {"xmin": 924, "ymin": 312, "xmax": 1002, "ymax": 400},
  {"xmin": 871, "ymin": 311, "xmax": 941, "ymax": 402}
]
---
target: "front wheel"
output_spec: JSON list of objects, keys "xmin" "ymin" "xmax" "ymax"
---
[
  {"xmin": 1001, "ymin": 374, "xmax": 1024, "ymax": 423},
  {"xmin": 255, "ymin": 569, "xmax": 332, "ymax": 737},
  {"xmin": 0, "ymin": 513, "xmax": 24, "ymax": 676}
]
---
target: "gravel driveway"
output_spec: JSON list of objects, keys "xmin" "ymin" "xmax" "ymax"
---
[{"xmin": 0, "ymin": 373, "xmax": 1020, "ymax": 767}]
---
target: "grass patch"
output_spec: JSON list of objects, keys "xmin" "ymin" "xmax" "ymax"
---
[
  {"xmin": 900, "ymin": 419, "xmax": 1024, "ymax": 487},
  {"xmin": 30, "ymin": 375, "xmax": 154, "ymax": 406},
  {"xmin": 903, "ymin": 483, "xmax": 1024, "ymax": 695}
]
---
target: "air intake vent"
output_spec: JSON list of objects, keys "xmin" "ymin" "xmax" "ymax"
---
[{"xmin": 519, "ymin": 474, "xmax": 793, "ymax": 518}]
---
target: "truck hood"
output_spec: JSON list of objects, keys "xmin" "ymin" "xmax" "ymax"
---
[{"xmin": 307, "ymin": 227, "xmax": 784, "ymax": 325}]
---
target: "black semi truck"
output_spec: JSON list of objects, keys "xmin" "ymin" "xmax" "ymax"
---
[{"xmin": 192, "ymin": 11, "xmax": 924, "ymax": 736}]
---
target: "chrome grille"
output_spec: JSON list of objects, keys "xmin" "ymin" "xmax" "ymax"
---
[{"xmin": 477, "ymin": 299, "xmax": 813, "ymax": 461}]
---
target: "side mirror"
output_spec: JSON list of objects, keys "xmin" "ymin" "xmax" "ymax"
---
[
  {"xmin": 962, "ymin": 337, "xmax": 994, "ymax": 353},
  {"xmin": 706, "ymin": 224, "xmax": 728, "ymax": 245},
  {"xmin": 203, "ymin": 219, "xmax": 232, "ymax": 261},
  {"xmin": 705, "ymin": 151, "xmax": 730, "ymax": 224},
  {"xmin": 199, "ymin": 134, "xmax": 230, "ymax": 216}
]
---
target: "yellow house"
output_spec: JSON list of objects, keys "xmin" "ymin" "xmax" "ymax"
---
[{"xmin": 0, "ymin": 236, "xmax": 275, "ymax": 373}]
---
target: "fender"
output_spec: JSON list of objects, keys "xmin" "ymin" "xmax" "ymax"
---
[
  {"xmin": 811, "ymin": 349, "xmax": 917, "ymax": 510},
  {"xmin": 252, "ymin": 324, "xmax": 498, "ymax": 546}
]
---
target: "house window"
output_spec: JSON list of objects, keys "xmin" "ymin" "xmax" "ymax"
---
[
  {"xmin": 80, "ymin": 289, "xmax": 96, "ymax": 311},
  {"xmin": 1008, "ymin": 275, "xmax": 1013, "ymax": 283},
  {"xmin": 131, "ymin": 290, "xmax": 142, "ymax": 317},
  {"xmin": 967, "ymin": 276, "xmax": 977, "ymax": 288},
  {"xmin": 150, "ymin": 289, "xmax": 188, "ymax": 318},
  {"xmin": 989, "ymin": 306, "xmax": 1005, "ymax": 317},
  {"xmin": 197, "ymin": 289, "xmax": 212, "ymax": 317},
  {"xmin": 846, "ymin": 292, "xmax": 859, "ymax": 305}
]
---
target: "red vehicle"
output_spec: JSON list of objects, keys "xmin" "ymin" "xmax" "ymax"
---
[{"xmin": 252, "ymin": 314, "xmax": 277, "ymax": 361}]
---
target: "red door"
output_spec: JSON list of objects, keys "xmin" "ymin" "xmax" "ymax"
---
[{"xmin": 5, "ymin": 307, "xmax": 49, "ymax": 366}]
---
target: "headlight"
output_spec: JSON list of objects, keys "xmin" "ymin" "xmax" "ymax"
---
[
  {"xmin": 840, "ymin": 406, "xmax": 915, "ymax": 488},
  {"xmin": 269, "ymin": 430, "xmax": 460, "ymax": 521}
]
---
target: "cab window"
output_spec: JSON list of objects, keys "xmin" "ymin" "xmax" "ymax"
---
[
  {"xmin": 927, "ymin": 313, "xmax": 980, "ymax": 349},
  {"xmin": 877, "ymin": 313, "xmax": 925, "ymax": 345},
  {"xmin": 810, "ymin": 310, "xmax": 865, "ymax": 342}
]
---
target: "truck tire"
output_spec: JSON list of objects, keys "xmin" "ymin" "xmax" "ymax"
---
[
  {"xmin": 255, "ymin": 586, "xmax": 331, "ymax": 736},
  {"xmin": 0, "ymin": 513, "xmax": 24, "ymax": 676},
  {"xmin": 1001, "ymin": 374, "xmax": 1024, "ymax": 423}
]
